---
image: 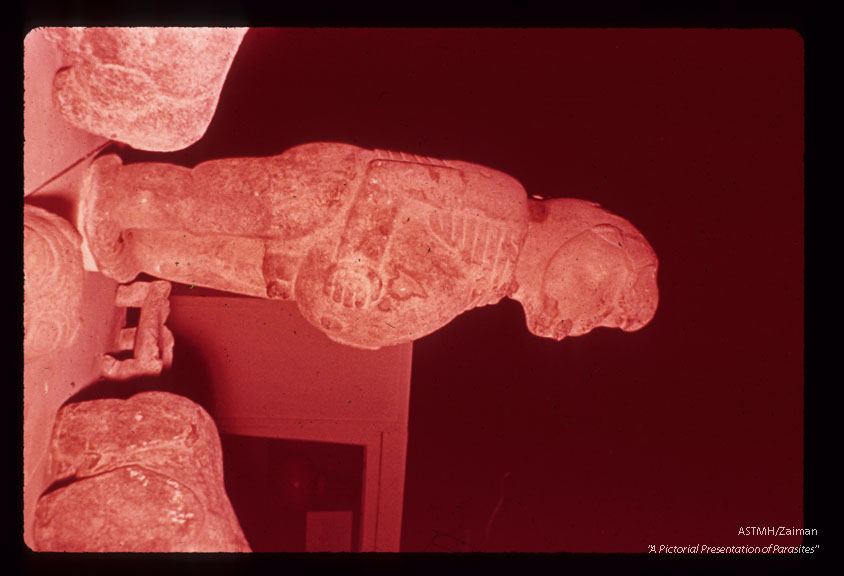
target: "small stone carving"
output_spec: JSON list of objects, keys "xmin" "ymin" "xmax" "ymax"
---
[
  {"xmin": 43, "ymin": 27, "xmax": 247, "ymax": 151},
  {"xmin": 33, "ymin": 391, "xmax": 250, "ymax": 552},
  {"xmin": 24, "ymin": 205, "xmax": 84, "ymax": 360},
  {"xmin": 80, "ymin": 143, "xmax": 659, "ymax": 349},
  {"xmin": 102, "ymin": 280, "xmax": 175, "ymax": 380}
]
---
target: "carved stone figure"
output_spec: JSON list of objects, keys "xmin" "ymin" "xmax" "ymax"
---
[
  {"xmin": 24, "ymin": 205, "xmax": 85, "ymax": 360},
  {"xmin": 103, "ymin": 280, "xmax": 175, "ymax": 380},
  {"xmin": 80, "ymin": 143, "xmax": 659, "ymax": 349},
  {"xmin": 33, "ymin": 391, "xmax": 251, "ymax": 552},
  {"xmin": 43, "ymin": 27, "xmax": 247, "ymax": 151}
]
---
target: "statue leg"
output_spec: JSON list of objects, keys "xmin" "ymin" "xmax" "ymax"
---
[
  {"xmin": 79, "ymin": 155, "xmax": 144, "ymax": 282},
  {"xmin": 80, "ymin": 154, "xmax": 199, "ymax": 282},
  {"xmin": 80, "ymin": 154, "xmax": 268, "ymax": 296}
]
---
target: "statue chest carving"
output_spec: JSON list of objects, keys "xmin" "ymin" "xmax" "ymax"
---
[{"xmin": 291, "ymin": 151, "xmax": 529, "ymax": 348}]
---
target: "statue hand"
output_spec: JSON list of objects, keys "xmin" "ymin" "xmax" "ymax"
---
[{"xmin": 322, "ymin": 262, "xmax": 382, "ymax": 309}]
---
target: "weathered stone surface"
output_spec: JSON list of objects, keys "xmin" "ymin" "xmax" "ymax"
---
[
  {"xmin": 33, "ymin": 392, "xmax": 250, "ymax": 552},
  {"xmin": 512, "ymin": 199, "xmax": 660, "ymax": 340},
  {"xmin": 80, "ymin": 143, "xmax": 659, "ymax": 349},
  {"xmin": 24, "ymin": 205, "xmax": 85, "ymax": 360},
  {"xmin": 102, "ymin": 280, "xmax": 175, "ymax": 380},
  {"xmin": 43, "ymin": 27, "xmax": 247, "ymax": 151}
]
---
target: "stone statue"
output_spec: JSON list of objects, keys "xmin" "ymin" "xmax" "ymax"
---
[
  {"xmin": 80, "ymin": 143, "xmax": 659, "ymax": 349},
  {"xmin": 103, "ymin": 280, "xmax": 175, "ymax": 380},
  {"xmin": 24, "ymin": 205, "xmax": 85, "ymax": 360},
  {"xmin": 33, "ymin": 391, "xmax": 251, "ymax": 552}
]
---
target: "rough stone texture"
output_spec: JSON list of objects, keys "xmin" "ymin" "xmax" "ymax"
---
[
  {"xmin": 102, "ymin": 280, "xmax": 175, "ymax": 380},
  {"xmin": 24, "ymin": 205, "xmax": 85, "ymax": 360},
  {"xmin": 512, "ymin": 199, "xmax": 660, "ymax": 340},
  {"xmin": 33, "ymin": 392, "xmax": 250, "ymax": 552},
  {"xmin": 80, "ymin": 143, "xmax": 659, "ymax": 349},
  {"xmin": 43, "ymin": 27, "xmax": 247, "ymax": 152}
]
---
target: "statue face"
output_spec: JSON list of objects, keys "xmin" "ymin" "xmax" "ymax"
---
[
  {"xmin": 530, "ymin": 227, "xmax": 657, "ymax": 339},
  {"xmin": 515, "ymin": 199, "xmax": 659, "ymax": 341}
]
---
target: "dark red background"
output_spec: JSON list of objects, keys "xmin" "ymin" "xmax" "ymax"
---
[{"xmin": 118, "ymin": 29, "xmax": 804, "ymax": 552}]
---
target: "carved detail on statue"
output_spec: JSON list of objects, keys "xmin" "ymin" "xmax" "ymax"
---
[
  {"xmin": 102, "ymin": 280, "xmax": 175, "ymax": 380},
  {"xmin": 80, "ymin": 142, "xmax": 659, "ymax": 349},
  {"xmin": 33, "ymin": 392, "xmax": 250, "ymax": 552},
  {"xmin": 24, "ymin": 205, "xmax": 85, "ymax": 360}
]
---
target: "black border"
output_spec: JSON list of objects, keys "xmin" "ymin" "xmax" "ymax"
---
[{"xmin": 10, "ymin": 3, "xmax": 820, "ymax": 574}]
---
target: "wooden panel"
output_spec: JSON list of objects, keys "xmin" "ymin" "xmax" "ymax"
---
[
  {"xmin": 375, "ymin": 429, "xmax": 409, "ymax": 551},
  {"xmin": 306, "ymin": 511, "xmax": 353, "ymax": 552}
]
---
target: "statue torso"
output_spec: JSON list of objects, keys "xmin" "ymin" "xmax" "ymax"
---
[{"xmin": 288, "ymin": 147, "xmax": 530, "ymax": 348}]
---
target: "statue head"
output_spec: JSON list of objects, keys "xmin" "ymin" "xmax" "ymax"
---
[{"xmin": 511, "ymin": 198, "xmax": 659, "ymax": 341}]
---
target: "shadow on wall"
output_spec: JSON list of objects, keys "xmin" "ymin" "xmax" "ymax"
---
[{"xmin": 60, "ymin": 325, "xmax": 215, "ymax": 415}]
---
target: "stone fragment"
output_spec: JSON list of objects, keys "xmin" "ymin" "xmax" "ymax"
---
[
  {"xmin": 33, "ymin": 391, "xmax": 250, "ymax": 552},
  {"xmin": 102, "ymin": 280, "xmax": 175, "ymax": 380},
  {"xmin": 44, "ymin": 27, "xmax": 247, "ymax": 151},
  {"xmin": 24, "ymin": 205, "xmax": 84, "ymax": 360},
  {"xmin": 79, "ymin": 143, "xmax": 659, "ymax": 349}
]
